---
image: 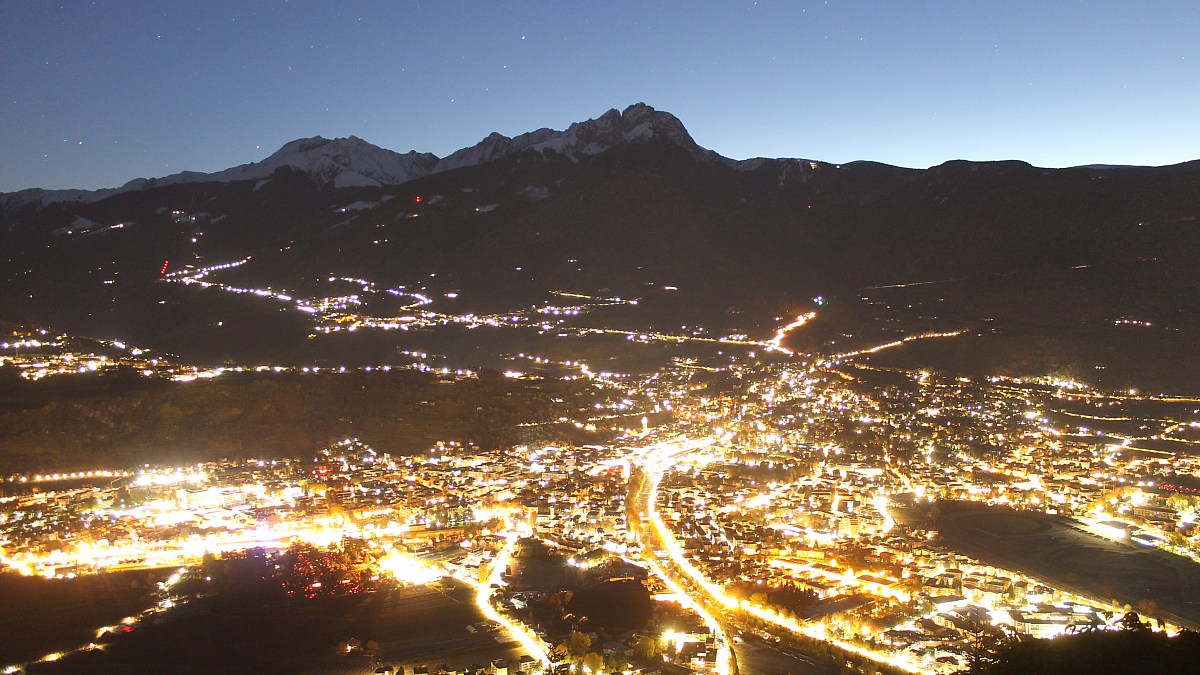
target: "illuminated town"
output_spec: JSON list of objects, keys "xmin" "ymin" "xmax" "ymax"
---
[
  {"xmin": 5, "ymin": 275, "xmax": 1200, "ymax": 674},
  {"xmin": 6, "ymin": 0, "xmax": 1200, "ymax": 668}
]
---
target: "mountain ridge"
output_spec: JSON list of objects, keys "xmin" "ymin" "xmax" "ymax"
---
[
  {"xmin": 7, "ymin": 102, "xmax": 1196, "ymax": 212},
  {"xmin": 1, "ymin": 102, "xmax": 1199, "ymax": 388},
  {"xmin": 1, "ymin": 103, "xmax": 743, "ymax": 209}
]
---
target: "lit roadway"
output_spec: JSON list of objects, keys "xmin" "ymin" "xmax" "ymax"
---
[
  {"xmin": 626, "ymin": 436, "xmax": 736, "ymax": 674},
  {"xmin": 476, "ymin": 532, "xmax": 551, "ymax": 666},
  {"xmin": 378, "ymin": 528, "xmax": 552, "ymax": 667},
  {"xmin": 628, "ymin": 437, "xmax": 827, "ymax": 674},
  {"xmin": 628, "ymin": 437, "xmax": 922, "ymax": 674}
]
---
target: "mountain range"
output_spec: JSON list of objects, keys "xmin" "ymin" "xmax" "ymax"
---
[
  {"xmin": 1, "ymin": 104, "xmax": 727, "ymax": 208},
  {"xmin": 2, "ymin": 103, "xmax": 1199, "ymax": 387}
]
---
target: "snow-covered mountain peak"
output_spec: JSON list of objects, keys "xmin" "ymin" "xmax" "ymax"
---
[
  {"xmin": 1, "ymin": 136, "xmax": 441, "ymax": 207},
  {"xmin": 562, "ymin": 102, "xmax": 698, "ymax": 151},
  {"xmin": 215, "ymin": 136, "xmax": 438, "ymax": 188},
  {"xmin": 276, "ymin": 135, "xmax": 334, "ymax": 154},
  {"xmin": 436, "ymin": 102, "xmax": 710, "ymax": 173},
  {"xmin": 3, "ymin": 103, "xmax": 722, "ymax": 208},
  {"xmin": 435, "ymin": 132, "xmax": 516, "ymax": 172}
]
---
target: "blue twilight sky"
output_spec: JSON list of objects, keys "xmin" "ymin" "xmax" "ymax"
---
[{"xmin": 2, "ymin": 0, "xmax": 1198, "ymax": 192}]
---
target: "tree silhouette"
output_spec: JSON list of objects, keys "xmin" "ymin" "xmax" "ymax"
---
[
  {"xmin": 965, "ymin": 620, "xmax": 1018, "ymax": 670},
  {"xmin": 582, "ymin": 651, "xmax": 604, "ymax": 673},
  {"xmin": 1119, "ymin": 611, "xmax": 1148, "ymax": 632},
  {"xmin": 547, "ymin": 642, "xmax": 570, "ymax": 674}
]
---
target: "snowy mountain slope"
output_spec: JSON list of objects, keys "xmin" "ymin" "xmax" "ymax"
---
[
  {"xmin": 201, "ymin": 136, "xmax": 439, "ymax": 188},
  {"xmin": 2, "ymin": 104, "xmax": 740, "ymax": 209},
  {"xmin": 1, "ymin": 137, "xmax": 440, "ymax": 209},
  {"xmin": 435, "ymin": 102, "xmax": 723, "ymax": 171}
]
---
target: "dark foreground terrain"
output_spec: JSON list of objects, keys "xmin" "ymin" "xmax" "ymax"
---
[
  {"xmin": 29, "ymin": 583, "xmax": 518, "ymax": 675},
  {"xmin": 0, "ymin": 570, "xmax": 157, "ymax": 665}
]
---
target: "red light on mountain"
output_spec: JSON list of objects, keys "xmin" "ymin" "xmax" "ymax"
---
[
  {"xmin": 415, "ymin": 195, "xmax": 422, "ymax": 203},
  {"xmin": 159, "ymin": 260, "xmax": 170, "ymax": 275}
]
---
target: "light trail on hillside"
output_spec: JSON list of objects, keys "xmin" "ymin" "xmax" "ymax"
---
[
  {"xmin": 828, "ymin": 329, "xmax": 966, "ymax": 361},
  {"xmin": 766, "ymin": 312, "xmax": 816, "ymax": 355}
]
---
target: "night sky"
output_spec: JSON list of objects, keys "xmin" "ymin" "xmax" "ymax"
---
[{"xmin": 2, "ymin": 0, "xmax": 1197, "ymax": 192}]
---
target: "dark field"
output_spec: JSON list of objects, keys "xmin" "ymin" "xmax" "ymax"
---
[
  {"xmin": 29, "ymin": 583, "xmax": 522, "ymax": 675},
  {"xmin": 0, "ymin": 569, "xmax": 157, "ymax": 665},
  {"xmin": 733, "ymin": 633, "xmax": 829, "ymax": 675},
  {"xmin": 937, "ymin": 504, "xmax": 1200, "ymax": 630}
]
